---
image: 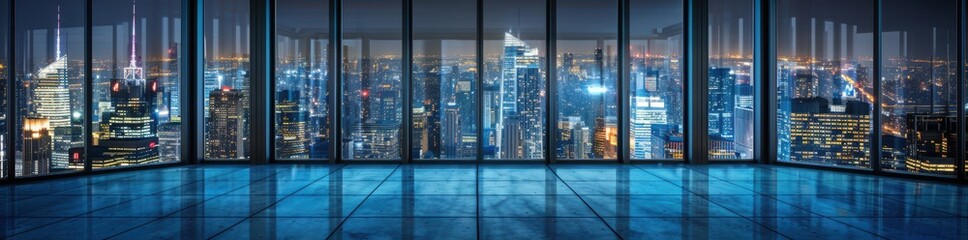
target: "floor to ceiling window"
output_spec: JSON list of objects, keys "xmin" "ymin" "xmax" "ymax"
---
[
  {"xmin": 411, "ymin": 0, "xmax": 478, "ymax": 160},
  {"xmin": 274, "ymin": 0, "xmax": 330, "ymax": 160},
  {"xmin": 342, "ymin": 0, "xmax": 404, "ymax": 160},
  {"xmin": 776, "ymin": 0, "xmax": 875, "ymax": 169},
  {"xmin": 203, "ymin": 0, "xmax": 250, "ymax": 161},
  {"xmin": 15, "ymin": 0, "xmax": 87, "ymax": 177},
  {"xmin": 483, "ymin": 0, "xmax": 546, "ymax": 160},
  {"xmin": 556, "ymin": 0, "xmax": 618, "ymax": 160},
  {"xmin": 0, "ymin": 0, "xmax": 8, "ymax": 179},
  {"xmin": 90, "ymin": 0, "xmax": 183, "ymax": 169},
  {"xmin": 880, "ymin": 0, "xmax": 959, "ymax": 177},
  {"xmin": 629, "ymin": 0, "xmax": 683, "ymax": 160},
  {"xmin": 708, "ymin": 0, "xmax": 754, "ymax": 160}
]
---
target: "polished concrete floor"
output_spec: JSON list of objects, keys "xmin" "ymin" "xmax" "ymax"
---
[{"xmin": 0, "ymin": 164, "xmax": 966, "ymax": 239}]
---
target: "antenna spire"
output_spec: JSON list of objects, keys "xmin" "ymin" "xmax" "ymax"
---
[
  {"xmin": 56, "ymin": 6, "xmax": 61, "ymax": 58},
  {"xmin": 130, "ymin": 0, "xmax": 138, "ymax": 68}
]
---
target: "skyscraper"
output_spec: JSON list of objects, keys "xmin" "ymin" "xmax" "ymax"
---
[
  {"xmin": 630, "ymin": 95, "xmax": 668, "ymax": 159},
  {"xmin": 22, "ymin": 117, "xmax": 52, "ymax": 176},
  {"xmin": 89, "ymin": 3, "xmax": 161, "ymax": 168},
  {"xmin": 707, "ymin": 68, "xmax": 735, "ymax": 141},
  {"xmin": 206, "ymin": 87, "xmax": 245, "ymax": 159},
  {"xmin": 276, "ymin": 90, "xmax": 309, "ymax": 159},
  {"xmin": 497, "ymin": 33, "xmax": 543, "ymax": 159},
  {"xmin": 788, "ymin": 98, "xmax": 871, "ymax": 167}
]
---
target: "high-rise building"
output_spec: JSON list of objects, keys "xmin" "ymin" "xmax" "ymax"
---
[
  {"xmin": 33, "ymin": 9, "xmax": 73, "ymax": 131},
  {"xmin": 651, "ymin": 124, "xmax": 683, "ymax": 159},
  {"xmin": 276, "ymin": 90, "xmax": 309, "ymax": 159},
  {"xmin": 901, "ymin": 114, "xmax": 956, "ymax": 175},
  {"xmin": 443, "ymin": 107, "xmax": 461, "ymax": 158},
  {"xmin": 630, "ymin": 95, "xmax": 667, "ymax": 159},
  {"xmin": 497, "ymin": 33, "xmax": 543, "ymax": 159},
  {"xmin": 206, "ymin": 87, "xmax": 246, "ymax": 159},
  {"xmin": 708, "ymin": 68, "xmax": 735, "ymax": 140},
  {"xmin": 592, "ymin": 116, "xmax": 617, "ymax": 159},
  {"xmin": 22, "ymin": 117, "xmax": 52, "ymax": 176},
  {"xmin": 788, "ymin": 97, "xmax": 871, "ymax": 167},
  {"xmin": 89, "ymin": 4, "xmax": 161, "ymax": 168},
  {"xmin": 158, "ymin": 122, "xmax": 181, "ymax": 162}
]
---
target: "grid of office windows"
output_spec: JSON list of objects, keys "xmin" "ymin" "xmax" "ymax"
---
[
  {"xmin": 203, "ymin": 0, "xmax": 250, "ymax": 160},
  {"xmin": 412, "ymin": 0, "xmax": 479, "ymax": 160},
  {"xmin": 14, "ymin": 0, "xmax": 87, "ymax": 177},
  {"xmin": 776, "ymin": 0, "xmax": 875, "ymax": 169},
  {"xmin": 483, "ymin": 0, "xmax": 546, "ymax": 160},
  {"xmin": 708, "ymin": 0, "xmax": 754, "ymax": 160},
  {"xmin": 880, "ymin": 0, "xmax": 959, "ymax": 176},
  {"xmin": 556, "ymin": 0, "xmax": 618, "ymax": 160},
  {"xmin": 342, "ymin": 0, "xmax": 404, "ymax": 160},
  {"xmin": 275, "ymin": 0, "xmax": 330, "ymax": 160},
  {"xmin": 0, "ymin": 0, "xmax": 8, "ymax": 178},
  {"xmin": 629, "ymin": 0, "xmax": 684, "ymax": 160},
  {"xmin": 90, "ymin": 0, "xmax": 183, "ymax": 169}
]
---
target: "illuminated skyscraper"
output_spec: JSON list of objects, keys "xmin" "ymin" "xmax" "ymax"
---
[
  {"xmin": 788, "ymin": 98, "xmax": 871, "ymax": 167},
  {"xmin": 276, "ymin": 90, "xmax": 309, "ymax": 159},
  {"xmin": 22, "ymin": 117, "xmax": 52, "ymax": 175},
  {"xmin": 630, "ymin": 95, "xmax": 667, "ymax": 159},
  {"xmin": 158, "ymin": 122, "xmax": 181, "ymax": 162},
  {"xmin": 34, "ymin": 7, "xmax": 73, "ymax": 131},
  {"xmin": 497, "ymin": 33, "xmax": 542, "ymax": 159},
  {"xmin": 206, "ymin": 87, "xmax": 245, "ymax": 159},
  {"xmin": 901, "ymin": 114, "xmax": 956, "ymax": 175},
  {"xmin": 707, "ymin": 68, "xmax": 735, "ymax": 141},
  {"xmin": 89, "ymin": 3, "xmax": 161, "ymax": 168}
]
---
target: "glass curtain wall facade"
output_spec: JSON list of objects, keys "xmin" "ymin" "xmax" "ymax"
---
[
  {"xmin": 5, "ymin": 0, "xmax": 968, "ymax": 182},
  {"xmin": 342, "ymin": 0, "xmax": 404, "ymax": 160},
  {"xmin": 708, "ymin": 0, "xmax": 754, "ymax": 160},
  {"xmin": 1, "ymin": 0, "xmax": 8, "ymax": 179},
  {"xmin": 776, "ymin": 0, "xmax": 875, "ymax": 169},
  {"xmin": 556, "ymin": 0, "xmax": 619, "ymax": 160},
  {"xmin": 483, "ymin": 0, "xmax": 546, "ymax": 160},
  {"xmin": 274, "ymin": 0, "xmax": 330, "ymax": 160},
  {"xmin": 91, "ymin": 0, "xmax": 184, "ymax": 168},
  {"xmin": 629, "ymin": 0, "xmax": 684, "ymax": 160},
  {"xmin": 880, "ymin": 0, "xmax": 959, "ymax": 177},
  {"xmin": 14, "ymin": 0, "xmax": 87, "ymax": 177},
  {"xmin": 203, "ymin": 0, "xmax": 250, "ymax": 161},
  {"xmin": 411, "ymin": 0, "xmax": 479, "ymax": 160}
]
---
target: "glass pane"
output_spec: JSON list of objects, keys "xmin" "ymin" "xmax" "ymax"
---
[
  {"xmin": 90, "ymin": 0, "xmax": 183, "ymax": 169},
  {"xmin": 343, "ymin": 0, "xmax": 403, "ymax": 160},
  {"xmin": 0, "ymin": 0, "xmax": 8, "ymax": 178},
  {"xmin": 880, "ymin": 0, "xmax": 958, "ymax": 176},
  {"xmin": 483, "ymin": 0, "xmax": 546, "ymax": 160},
  {"xmin": 203, "ymin": 0, "xmax": 250, "ymax": 160},
  {"xmin": 629, "ymin": 0, "xmax": 683, "ymax": 160},
  {"xmin": 556, "ymin": 0, "xmax": 618, "ymax": 160},
  {"xmin": 275, "ymin": 0, "xmax": 329, "ymax": 160},
  {"xmin": 15, "ymin": 0, "xmax": 87, "ymax": 176},
  {"xmin": 412, "ymin": 0, "xmax": 478, "ymax": 160},
  {"xmin": 708, "ymin": 0, "xmax": 753, "ymax": 160},
  {"xmin": 776, "ymin": 0, "xmax": 874, "ymax": 169}
]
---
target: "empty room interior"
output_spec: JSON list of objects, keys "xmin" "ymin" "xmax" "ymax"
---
[{"xmin": 0, "ymin": 0, "xmax": 967, "ymax": 239}]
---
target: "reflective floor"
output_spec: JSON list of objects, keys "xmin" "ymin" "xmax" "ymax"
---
[{"xmin": 1, "ymin": 164, "xmax": 966, "ymax": 239}]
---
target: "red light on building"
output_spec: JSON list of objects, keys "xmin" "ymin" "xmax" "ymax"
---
[
  {"xmin": 73, "ymin": 152, "xmax": 80, "ymax": 160},
  {"xmin": 112, "ymin": 82, "xmax": 120, "ymax": 92},
  {"xmin": 149, "ymin": 141, "xmax": 157, "ymax": 148}
]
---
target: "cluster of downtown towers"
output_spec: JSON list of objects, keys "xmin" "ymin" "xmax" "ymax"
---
[{"xmin": 0, "ymin": 0, "xmax": 964, "ymax": 179}]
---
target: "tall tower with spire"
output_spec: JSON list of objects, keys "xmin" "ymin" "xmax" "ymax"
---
[
  {"xmin": 33, "ymin": 6, "xmax": 78, "ymax": 171},
  {"xmin": 33, "ymin": 6, "xmax": 72, "ymax": 129},
  {"xmin": 88, "ymin": 1, "xmax": 161, "ymax": 168}
]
